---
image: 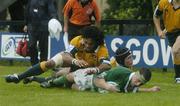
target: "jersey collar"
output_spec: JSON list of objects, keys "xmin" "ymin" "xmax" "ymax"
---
[
  {"xmin": 168, "ymin": 0, "xmax": 172, "ymax": 3},
  {"xmin": 170, "ymin": 0, "xmax": 180, "ymax": 10},
  {"xmin": 94, "ymin": 46, "xmax": 100, "ymax": 53},
  {"xmin": 124, "ymin": 72, "xmax": 135, "ymax": 93}
]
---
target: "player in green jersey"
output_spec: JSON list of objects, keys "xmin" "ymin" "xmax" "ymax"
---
[{"xmin": 40, "ymin": 66, "xmax": 160, "ymax": 93}]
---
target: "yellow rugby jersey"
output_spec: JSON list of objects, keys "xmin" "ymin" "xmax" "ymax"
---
[
  {"xmin": 158, "ymin": 0, "xmax": 180, "ymax": 32},
  {"xmin": 69, "ymin": 36, "xmax": 110, "ymax": 67}
]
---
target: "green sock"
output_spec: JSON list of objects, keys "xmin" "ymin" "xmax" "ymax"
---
[{"xmin": 52, "ymin": 75, "xmax": 71, "ymax": 87}]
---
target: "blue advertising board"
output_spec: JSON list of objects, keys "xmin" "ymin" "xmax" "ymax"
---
[
  {"xmin": 0, "ymin": 33, "xmax": 174, "ymax": 68},
  {"xmin": 0, "ymin": 33, "xmax": 66, "ymax": 60},
  {"xmin": 50, "ymin": 33, "xmax": 66, "ymax": 57},
  {"xmin": 0, "ymin": 33, "xmax": 30, "ymax": 60},
  {"xmin": 105, "ymin": 36, "xmax": 173, "ymax": 68}
]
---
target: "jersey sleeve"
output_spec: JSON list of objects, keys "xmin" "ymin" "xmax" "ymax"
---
[
  {"xmin": 110, "ymin": 57, "xmax": 117, "ymax": 67},
  {"xmin": 97, "ymin": 46, "xmax": 110, "ymax": 65},
  {"xmin": 158, "ymin": 0, "xmax": 167, "ymax": 11},
  {"xmin": 63, "ymin": 0, "xmax": 73, "ymax": 17},
  {"xmin": 65, "ymin": 36, "xmax": 81, "ymax": 57},
  {"xmin": 154, "ymin": 0, "xmax": 167, "ymax": 17}
]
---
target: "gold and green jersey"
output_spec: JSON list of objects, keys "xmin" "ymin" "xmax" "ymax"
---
[
  {"xmin": 67, "ymin": 36, "xmax": 110, "ymax": 67},
  {"xmin": 157, "ymin": 0, "xmax": 180, "ymax": 32}
]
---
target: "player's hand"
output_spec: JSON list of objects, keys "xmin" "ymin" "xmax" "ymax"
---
[
  {"xmin": 149, "ymin": 86, "xmax": 160, "ymax": 92},
  {"xmin": 85, "ymin": 67, "xmax": 100, "ymax": 75},
  {"xmin": 107, "ymin": 84, "xmax": 120, "ymax": 92},
  {"xmin": 72, "ymin": 59, "xmax": 89, "ymax": 68},
  {"xmin": 23, "ymin": 25, "xmax": 27, "ymax": 32},
  {"xmin": 158, "ymin": 29, "xmax": 167, "ymax": 39}
]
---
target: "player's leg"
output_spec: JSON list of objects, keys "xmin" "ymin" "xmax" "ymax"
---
[
  {"xmin": 40, "ymin": 73, "xmax": 73, "ymax": 88},
  {"xmin": 172, "ymin": 36, "xmax": 180, "ymax": 83},
  {"xmin": 38, "ymin": 30, "xmax": 48, "ymax": 62},
  {"xmin": 40, "ymin": 69, "xmax": 91, "ymax": 89},
  {"xmin": 28, "ymin": 68, "xmax": 70, "ymax": 85},
  {"xmin": 23, "ymin": 76, "xmax": 51, "ymax": 84},
  {"xmin": 44, "ymin": 69, "xmax": 94, "ymax": 90},
  {"xmin": 53, "ymin": 68, "xmax": 71, "ymax": 77},
  {"xmin": 5, "ymin": 53, "xmax": 64, "ymax": 83},
  {"xmin": 28, "ymin": 30, "xmax": 39, "ymax": 65}
]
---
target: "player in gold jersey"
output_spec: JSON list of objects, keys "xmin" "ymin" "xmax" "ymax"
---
[
  {"xmin": 153, "ymin": 0, "xmax": 180, "ymax": 83},
  {"xmin": 5, "ymin": 26, "xmax": 111, "ymax": 84}
]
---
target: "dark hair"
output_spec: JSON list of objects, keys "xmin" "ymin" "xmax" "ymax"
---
[
  {"xmin": 79, "ymin": 0, "xmax": 93, "ymax": 6},
  {"xmin": 79, "ymin": 0, "xmax": 93, "ymax": 2},
  {"xmin": 139, "ymin": 68, "xmax": 151, "ymax": 82},
  {"xmin": 80, "ymin": 26, "xmax": 104, "ymax": 46},
  {"xmin": 115, "ymin": 47, "xmax": 131, "ymax": 67}
]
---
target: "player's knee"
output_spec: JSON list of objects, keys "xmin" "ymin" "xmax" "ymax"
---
[
  {"xmin": 66, "ymin": 73, "xmax": 74, "ymax": 82},
  {"xmin": 40, "ymin": 60, "xmax": 56, "ymax": 71},
  {"xmin": 40, "ymin": 61, "xmax": 49, "ymax": 71},
  {"xmin": 172, "ymin": 48, "xmax": 179, "ymax": 55},
  {"xmin": 173, "ymin": 47, "xmax": 180, "ymax": 60},
  {"xmin": 45, "ymin": 60, "xmax": 56, "ymax": 68},
  {"xmin": 51, "ymin": 53, "xmax": 64, "ymax": 67}
]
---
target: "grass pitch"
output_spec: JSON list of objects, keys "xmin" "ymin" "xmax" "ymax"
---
[{"xmin": 0, "ymin": 65, "xmax": 180, "ymax": 106}]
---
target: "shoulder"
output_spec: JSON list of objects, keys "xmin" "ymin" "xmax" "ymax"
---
[
  {"xmin": 99, "ymin": 45, "xmax": 108, "ymax": 50},
  {"xmin": 96, "ymin": 45, "xmax": 108, "ymax": 55},
  {"xmin": 91, "ymin": 0, "xmax": 98, "ymax": 7},
  {"xmin": 70, "ymin": 36, "xmax": 82, "ymax": 44},
  {"xmin": 65, "ymin": 0, "xmax": 77, "ymax": 6},
  {"xmin": 70, "ymin": 36, "xmax": 83, "ymax": 48},
  {"xmin": 158, "ymin": 0, "xmax": 171, "ymax": 8},
  {"xmin": 159, "ymin": 0, "xmax": 170, "ymax": 4},
  {"xmin": 68, "ymin": 0, "xmax": 76, "ymax": 3},
  {"xmin": 111, "ymin": 66, "xmax": 132, "ymax": 73}
]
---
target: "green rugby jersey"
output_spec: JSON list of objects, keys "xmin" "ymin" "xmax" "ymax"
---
[{"xmin": 93, "ymin": 66, "xmax": 138, "ymax": 93}]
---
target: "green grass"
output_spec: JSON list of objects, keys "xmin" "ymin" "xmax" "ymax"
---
[{"xmin": 0, "ymin": 66, "xmax": 180, "ymax": 106}]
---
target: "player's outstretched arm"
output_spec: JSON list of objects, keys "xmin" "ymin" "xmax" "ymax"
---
[{"xmin": 138, "ymin": 86, "xmax": 160, "ymax": 92}]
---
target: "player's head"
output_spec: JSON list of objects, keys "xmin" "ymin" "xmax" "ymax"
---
[
  {"xmin": 115, "ymin": 47, "xmax": 133, "ymax": 68},
  {"xmin": 80, "ymin": 0, "xmax": 92, "ymax": 5},
  {"xmin": 131, "ymin": 68, "xmax": 151, "ymax": 87},
  {"xmin": 80, "ymin": 26, "xmax": 104, "ymax": 52}
]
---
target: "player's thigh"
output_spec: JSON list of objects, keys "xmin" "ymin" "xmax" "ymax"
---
[
  {"xmin": 73, "ymin": 69, "xmax": 93, "ymax": 90},
  {"xmin": 172, "ymin": 36, "xmax": 180, "ymax": 64},
  {"xmin": 55, "ymin": 68, "xmax": 71, "ymax": 77},
  {"xmin": 172, "ymin": 36, "xmax": 180, "ymax": 56}
]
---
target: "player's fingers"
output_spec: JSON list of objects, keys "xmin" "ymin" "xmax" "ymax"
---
[{"xmin": 79, "ymin": 61, "xmax": 88, "ymax": 67}]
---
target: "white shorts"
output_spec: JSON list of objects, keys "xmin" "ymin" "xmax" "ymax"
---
[{"xmin": 73, "ymin": 69, "xmax": 94, "ymax": 91}]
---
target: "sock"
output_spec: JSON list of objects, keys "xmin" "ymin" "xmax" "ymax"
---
[
  {"xmin": 32, "ymin": 76, "xmax": 48, "ymax": 83},
  {"xmin": 174, "ymin": 64, "xmax": 180, "ymax": 78},
  {"xmin": 51, "ymin": 75, "xmax": 71, "ymax": 87},
  {"xmin": 18, "ymin": 63, "xmax": 45, "ymax": 80},
  {"xmin": 45, "ymin": 76, "xmax": 54, "ymax": 81}
]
